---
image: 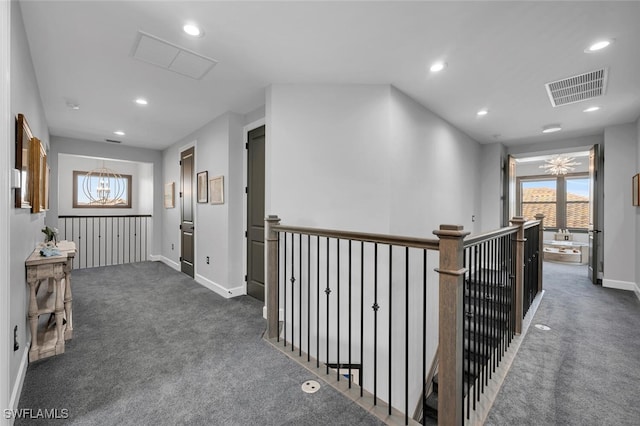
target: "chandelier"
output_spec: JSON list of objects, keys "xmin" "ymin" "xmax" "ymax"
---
[
  {"xmin": 539, "ymin": 155, "xmax": 581, "ymax": 175},
  {"xmin": 82, "ymin": 165, "xmax": 126, "ymax": 205}
]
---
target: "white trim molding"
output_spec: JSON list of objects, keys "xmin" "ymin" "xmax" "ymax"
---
[
  {"xmin": 150, "ymin": 255, "xmax": 180, "ymax": 271},
  {"xmin": 195, "ymin": 274, "xmax": 245, "ymax": 299},
  {"xmin": 603, "ymin": 278, "xmax": 638, "ymax": 295},
  {"xmin": 1, "ymin": 1, "xmax": 12, "ymax": 423},
  {"xmin": 9, "ymin": 346, "xmax": 29, "ymax": 416}
]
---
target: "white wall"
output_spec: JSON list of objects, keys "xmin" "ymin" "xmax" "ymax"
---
[
  {"xmin": 267, "ymin": 83, "xmax": 483, "ymax": 412},
  {"xmin": 48, "ymin": 136, "xmax": 163, "ymax": 250},
  {"xmin": 57, "ymin": 154, "xmax": 153, "ymax": 216},
  {"xmin": 1, "ymin": 1, "xmax": 11, "ymax": 423},
  {"xmin": 267, "ymin": 84, "xmax": 392, "ymax": 232},
  {"xmin": 8, "ymin": 0, "xmax": 51, "ymax": 412},
  {"xmin": 603, "ymin": 123, "xmax": 638, "ymax": 290},
  {"xmin": 160, "ymin": 112, "xmax": 245, "ymax": 297}
]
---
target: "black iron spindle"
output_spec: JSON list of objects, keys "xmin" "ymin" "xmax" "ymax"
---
[
  {"xmin": 326, "ymin": 237, "xmax": 330, "ymax": 375},
  {"xmin": 373, "ymin": 243, "xmax": 378, "ymax": 405},
  {"xmin": 404, "ymin": 246, "xmax": 409, "ymax": 425},
  {"xmin": 307, "ymin": 234, "xmax": 311, "ymax": 362},
  {"xmin": 291, "ymin": 232, "xmax": 296, "ymax": 352},
  {"xmin": 348, "ymin": 240, "xmax": 352, "ymax": 388},
  {"xmin": 388, "ymin": 245, "xmax": 392, "ymax": 415},
  {"xmin": 360, "ymin": 241, "xmax": 364, "ymax": 398},
  {"xmin": 337, "ymin": 239, "xmax": 341, "ymax": 382},
  {"xmin": 283, "ymin": 233, "xmax": 287, "ymax": 347}
]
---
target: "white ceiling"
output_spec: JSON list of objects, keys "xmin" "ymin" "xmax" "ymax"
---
[{"xmin": 18, "ymin": 1, "xmax": 640, "ymax": 150}]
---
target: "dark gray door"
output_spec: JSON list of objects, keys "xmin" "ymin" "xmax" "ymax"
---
[
  {"xmin": 247, "ymin": 126, "xmax": 265, "ymax": 301},
  {"xmin": 588, "ymin": 144, "xmax": 601, "ymax": 284},
  {"xmin": 181, "ymin": 147, "xmax": 195, "ymax": 277}
]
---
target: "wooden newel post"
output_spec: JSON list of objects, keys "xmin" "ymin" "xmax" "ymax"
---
[
  {"xmin": 265, "ymin": 215, "xmax": 281, "ymax": 339},
  {"xmin": 434, "ymin": 224, "xmax": 469, "ymax": 426},
  {"xmin": 535, "ymin": 214, "xmax": 545, "ymax": 294},
  {"xmin": 510, "ymin": 216, "xmax": 526, "ymax": 335}
]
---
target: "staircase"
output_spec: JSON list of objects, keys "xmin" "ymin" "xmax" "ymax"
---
[{"xmin": 421, "ymin": 269, "xmax": 512, "ymax": 423}]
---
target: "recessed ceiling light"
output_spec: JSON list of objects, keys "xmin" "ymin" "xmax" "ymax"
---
[
  {"xmin": 135, "ymin": 98, "xmax": 148, "ymax": 105},
  {"xmin": 542, "ymin": 124, "xmax": 562, "ymax": 134},
  {"xmin": 114, "ymin": 130, "xmax": 125, "ymax": 136},
  {"xmin": 66, "ymin": 102, "xmax": 80, "ymax": 110},
  {"xmin": 477, "ymin": 109, "xmax": 488, "ymax": 116},
  {"xmin": 183, "ymin": 23, "xmax": 203, "ymax": 37},
  {"xmin": 583, "ymin": 106, "xmax": 600, "ymax": 112},
  {"xmin": 430, "ymin": 62, "xmax": 446, "ymax": 73},
  {"xmin": 585, "ymin": 39, "xmax": 612, "ymax": 53}
]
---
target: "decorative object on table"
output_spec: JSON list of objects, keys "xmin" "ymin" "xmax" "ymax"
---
[
  {"xmin": 164, "ymin": 182, "xmax": 175, "ymax": 208},
  {"xmin": 197, "ymin": 171, "xmax": 208, "ymax": 203},
  {"xmin": 209, "ymin": 175, "xmax": 224, "ymax": 205},
  {"xmin": 633, "ymin": 173, "xmax": 639, "ymax": 206},
  {"xmin": 539, "ymin": 155, "xmax": 581, "ymax": 175},
  {"xmin": 40, "ymin": 246, "xmax": 61, "ymax": 257},
  {"xmin": 42, "ymin": 225, "xmax": 58, "ymax": 245}
]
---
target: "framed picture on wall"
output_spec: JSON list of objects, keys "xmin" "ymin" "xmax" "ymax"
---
[
  {"xmin": 633, "ymin": 173, "xmax": 639, "ymax": 206},
  {"xmin": 197, "ymin": 171, "xmax": 208, "ymax": 203},
  {"xmin": 209, "ymin": 175, "xmax": 224, "ymax": 205},
  {"xmin": 164, "ymin": 182, "xmax": 175, "ymax": 208}
]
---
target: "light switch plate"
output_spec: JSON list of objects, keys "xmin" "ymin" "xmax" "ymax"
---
[{"xmin": 11, "ymin": 169, "xmax": 21, "ymax": 189}]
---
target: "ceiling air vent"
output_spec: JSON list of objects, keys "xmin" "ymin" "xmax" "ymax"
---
[
  {"xmin": 131, "ymin": 31, "xmax": 218, "ymax": 80},
  {"xmin": 544, "ymin": 68, "xmax": 608, "ymax": 107},
  {"xmin": 104, "ymin": 139, "xmax": 122, "ymax": 144}
]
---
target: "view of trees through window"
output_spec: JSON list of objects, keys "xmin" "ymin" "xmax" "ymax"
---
[{"xmin": 520, "ymin": 175, "xmax": 589, "ymax": 230}]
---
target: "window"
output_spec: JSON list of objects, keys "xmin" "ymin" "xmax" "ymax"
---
[
  {"xmin": 72, "ymin": 170, "xmax": 132, "ymax": 208},
  {"xmin": 517, "ymin": 174, "xmax": 589, "ymax": 231}
]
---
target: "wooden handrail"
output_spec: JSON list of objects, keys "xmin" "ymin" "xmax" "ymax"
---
[
  {"xmin": 272, "ymin": 224, "xmax": 440, "ymax": 250},
  {"xmin": 524, "ymin": 219, "xmax": 542, "ymax": 230},
  {"xmin": 464, "ymin": 225, "xmax": 519, "ymax": 247}
]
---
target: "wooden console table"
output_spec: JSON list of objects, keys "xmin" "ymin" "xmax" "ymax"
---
[{"xmin": 25, "ymin": 241, "xmax": 76, "ymax": 362}]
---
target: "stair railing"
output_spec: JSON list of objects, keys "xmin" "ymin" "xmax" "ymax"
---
[
  {"xmin": 265, "ymin": 215, "xmax": 544, "ymax": 426},
  {"xmin": 436, "ymin": 215, "xmax": 544, "ymax": 425}
]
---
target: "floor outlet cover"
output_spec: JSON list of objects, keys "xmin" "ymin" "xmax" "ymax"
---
[{"xmin": 301, "ymin": 380, "xmax": 320, "ymax": 394}]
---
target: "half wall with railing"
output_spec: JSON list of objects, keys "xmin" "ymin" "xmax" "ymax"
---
[
  {"xmin": 58, "ymin": 215, "xmax": 152, "ymax": 269},
  {"xmin": 264, "ymin": 215, "xmax": 544, "ymax": 425}
]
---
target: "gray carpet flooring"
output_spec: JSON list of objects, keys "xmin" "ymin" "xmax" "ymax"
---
[
  {"xmin": 486, "ymin": 261, "xmax": 640, "ymax": 425},
  {"xmin": 17, "ymin": 261, "xmax": 383, "ymax": 425}
]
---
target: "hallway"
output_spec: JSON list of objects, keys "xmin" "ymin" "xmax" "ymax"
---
[{"xmin": 487, "ymin": 262, "xmax": 640, "ymax": 425}]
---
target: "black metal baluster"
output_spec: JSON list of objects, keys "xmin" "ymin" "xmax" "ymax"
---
[
  {"xmin": 422, "ymin": 249, "xmax": 427, "ymax": 426},
  {"xmin": 277, "ymin": 232, "xmax": 281, "ymax": 343},
  {"xmin": 337, "ymin": 239, "xmax": 341, "ymax": 382},
  {"xmin": 326, "ymin": 237, "xmax": 331, "ymax": 375},
  {"xmin": 373, "ymin": 243, "xmax": 378, "ymax": 405},
  {"xmin": 291, "ymin": 232, "xmax": 296, "ymax": 353},
  {"xmin": 474, "ymin": 244, "xmax": 480, "ymax": 407},
  {"xmin": 388, "ymin": 245, "xmax": 392, "ymax": 415},
  {"xmin": 404, "ymin": 246, "xmax": 409, "ymax": 425},
  {"xmin": 464, "ymin": 246, "xmax": 470, "ymax": 419},
  {"xmin": 348, "ymin": 240, "xmax": 352, "ymax": 388},
  {"xmin": 317, "ymin": 236, "xmax": 320, "ymax": 367},
  {"xmin": 284, "ymin": 233, "xmax": 287, "ymax": 347},
  {"xmin": 307, "ymin": 234, "xmax": 311, "ymax": 362},
  {"xmin": 360, "ymin": 241, "xmax": 364, "ymax": 398},
  {"xmin": 299, "ymin": 233, "xmax": 302, "ymax": 357}
]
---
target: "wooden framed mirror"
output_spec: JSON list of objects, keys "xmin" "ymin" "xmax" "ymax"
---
[
  {"xmin": 15, "ymin": 114, "xmax": 33, "ymax": 209},
  {"xmin": 30, "ymin": 137, "xmax": 47, "ymax": 213}
]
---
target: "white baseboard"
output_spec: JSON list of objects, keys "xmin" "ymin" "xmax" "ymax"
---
[
  {"xmin": 150, "ymin": 255, "xmax": 180, "ymax": 271},
  {"xmin": 603, "ymin": 278, "xmax": 637, "ymax": 293},
  {"xmin": 194, "ymin": 274, "xmax": 245, "ymax": 299},
  {"xmin": 9, "ymin": 345, "xmax": 29, "ymax": 421}
]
